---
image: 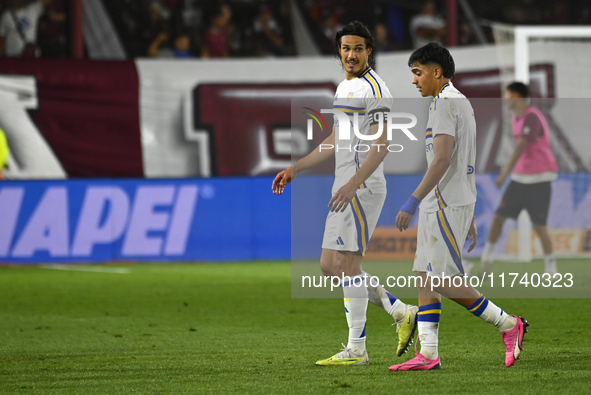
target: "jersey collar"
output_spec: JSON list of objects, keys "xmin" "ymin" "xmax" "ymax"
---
[
  {"xmin": 358, "ymin": 66, "xmax": 371, "ymax": 79},
  {"xmin": 437, "ymin": 82, "xmax": 451, "ymax": 97}
]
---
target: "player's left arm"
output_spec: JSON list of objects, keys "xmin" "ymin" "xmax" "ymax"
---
[
  {"xmin": 328, "ymin": 121, "xmax": 389, "ymax": 212},
  {"xmin": 396, "ymin": 133, "xmax": 454, "ymax": 231},
  {"xmin": 495, "ymin": 137, "xmax": 528, "ymax": 187}
]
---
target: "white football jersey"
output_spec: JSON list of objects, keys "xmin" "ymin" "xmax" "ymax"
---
[
  {"xmin": 332, "ymin": 67, "xmax": 393, "ymax": 195},
  {"xmin": 421, "ymin": 82, "xmax": 477, "ymax": 213}
]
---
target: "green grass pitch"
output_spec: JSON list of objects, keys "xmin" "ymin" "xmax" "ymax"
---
[{"xmin": 0, "ymin": 261, "xmax": 590, "ymax": 394}]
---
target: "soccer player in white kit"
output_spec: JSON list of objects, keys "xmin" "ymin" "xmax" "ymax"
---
[
  {"xmin": 272, "ymin": 21, "xmax": 418, "ymax": 365},
  {"xmin": 389, "ymin": 43, "xmax": 528, "ymax": 371}
]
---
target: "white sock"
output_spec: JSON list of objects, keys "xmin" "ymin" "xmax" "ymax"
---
[
  {"xmin": 362, "ymin": 271, "xmax": 407, "ymax": 320},
  {"xmin": 481, "ymin": 241, "xmax": 496, "ymax": 264},
  {"xmin": 362, "ymin": 271, "xmax": 384, "ymax": 307},
  {"xmin": 467, "ymin": 294, "xmax": 516, "ymax": 332},
  {"xmin": 544, "ymin": 254, "xmax": 557, "ymax": 274},
  {"xmin": 343, "ymin": 274, "xmax": 368, "ymax": 354},
  {"xmin": 417, "ymin": 302, "xmax": 441, "ymax": 360},
  {"xmin": 418, "ymin": 322, "xmax": 439, "ymax": 360}
]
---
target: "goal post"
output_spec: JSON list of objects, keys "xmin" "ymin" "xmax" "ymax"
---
[{"xmin": 514, "ymin": 26, "xmax": 591, "ymax": 84}]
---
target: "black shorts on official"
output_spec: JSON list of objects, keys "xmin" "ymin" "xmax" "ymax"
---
[{"xmin": 496, "ymin": 181, "xmax": 552, "ymax": 225}]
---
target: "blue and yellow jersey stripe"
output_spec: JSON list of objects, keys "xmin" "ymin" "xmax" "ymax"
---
[
  {"xmin": 334, "ymin": 105, "xmax": 364, "ymax": 111},
  {"xmin": 368, "ymin": 70, "xmax": 383, "ymax": 97},
  {"xmin": 354, "ymin": 140, "xmax": 368, "ymax": 189},
  {"xmin": 426, "ymin": 127, "xmax": 433, "ymax": 139},
  {"xmin": 435, "ymin": 185, "xmax": 447, "ymax": 210},
  {"xmin": 432, "ymin": 82, "xmax": 450, "ymax": 111},
  {"xmin": 350, "ymin": 194, "xmax": 369, "ymax": 256},
  {"xmin": 333, "ymin": 105, "xmax": 366, "ymax": 116},
  {"xmin": 436, "ymin": 209, "xmax": 464, "ymax": 274},
  {"xmin": 359, "ymin": 67, "xmax": 383, "ymax": 98},
  {"xmin": 359, "ymin": 66, "xmax": 371, "ymax": 78},
  {"xmin": 437, "ymin": 83, "xmax": 450, "ymax": 97}
]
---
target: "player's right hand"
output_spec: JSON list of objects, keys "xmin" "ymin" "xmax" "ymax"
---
[
  {"xmin": 495, "ymin": 173, "xmax": 507, "ymax": 188},
  {"xmin": 272, "ymin": 167, "xmax": 293, "ymax": 195},
  {"xmin": 395, "ymin": 211, "xmax": 413, "ymax": 232}
]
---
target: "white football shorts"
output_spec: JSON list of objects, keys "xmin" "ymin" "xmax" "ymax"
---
[
  {"xmin": 321, "ymin": 188, "xmax": 386, "ymax": 256},
  {"xmin": 413, "ymin": 203, "xmax": 475, "ymax": 277}
]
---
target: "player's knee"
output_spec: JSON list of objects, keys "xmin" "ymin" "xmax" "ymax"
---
[
  {"xmin": 335, "ymin": 253, "xmax": 358, "ymax": 277},
  {"xmin": 320, "ymin": 252, "xmax": 338, "ymax": 277},
  {"xmin": 417, "ymin": 274, "xmax": 431, "ymax": 290},
  {"xmin": 320, "ymin": 265, "xmax": 337, "ymax": 277}
]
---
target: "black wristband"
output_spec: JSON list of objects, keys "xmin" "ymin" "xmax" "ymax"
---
[{"xmin": 367, "ymin": 107, "xmax": 390, "ymax": 126}]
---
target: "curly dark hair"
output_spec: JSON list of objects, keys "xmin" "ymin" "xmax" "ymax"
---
[
  {"xmin": 408, "ymin": 42, "xmax": 455, "ymax": 79},
  {"xmin": 334, "ymin": 21, "xmax": 376, "ymax": 69}
]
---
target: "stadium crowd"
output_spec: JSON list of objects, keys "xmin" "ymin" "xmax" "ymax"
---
[{"xmin": 0, "ymin": 0, "xmax": 590, "ymax": 59}]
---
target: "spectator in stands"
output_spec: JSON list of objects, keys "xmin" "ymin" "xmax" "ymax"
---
[
  {"xmin": 147, "ymin": 29, "xmax": 169, "ymax": 57},
  {"xmin": 0, "ymin": 0, "xmax": 55, "ymax": 57},
  {"xmin": 409, "ymin": 0, "xmax": 446, "ymax": 49},
  {"xmin": 36, "ymin": 0, "xmax": 66, "ymax": 57},
  {"xmin": 148, "ymin": 29, "xmax": 195, "ymax": 58},
  {"xmin": 229, "ymin": 25, "xmax": 257, "ymax": 57},
  {"xmin": 275, "ymin": 0, "xmax": 295, "ymax": 55},
  {"xmin": 574, "ymin": 4, "xmax": 591, "ymax": 25},
  {"xmin": 459, "ymin": 22, "xmax": 476, "ymax": 46},
  {"xmin": 383, "ymin": 3, "xmax": 407, "ymax": 50},
  {"xmin": 320, "ymin": 7, "xmax": 342, "ymax": 43},
  {"xmin": 201, "ymin": 3, "xmax": 232, "ymax": 58},
  {"xmin": 253, "ymin": 4, "xmax": 284, "ymax": 57},
  {"xmin": 375, "ymin": 22, "xmax": 396, "ymax": 53},
  {"xmin": 169, "ymin": 31, "xmax": 194, "ymax": 58},
  {"xmin": 139, "ymin": 1, "xmax": 170, "ymax": 57}
]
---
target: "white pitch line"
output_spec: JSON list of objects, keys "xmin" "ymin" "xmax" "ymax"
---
[{"xmin": 39, "ymin": 265, "xmax": 131, "ymax": 274}]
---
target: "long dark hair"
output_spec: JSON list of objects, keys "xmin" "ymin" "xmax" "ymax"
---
[{"xmin": 334, "ymin": 21, "xmax": 376, "ymax": 69}]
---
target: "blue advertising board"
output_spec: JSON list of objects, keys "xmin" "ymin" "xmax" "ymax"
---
[
  {"xmin": 0, "ymin": 177, "xmax": 290, "ymax": 263},
  {"xmin": 2, "ymin": 173, "xmax": 588, "ymax": 263}
]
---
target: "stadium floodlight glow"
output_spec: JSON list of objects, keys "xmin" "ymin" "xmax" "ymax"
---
[{"xmin": 513, "ymin": 25, "xmax": 591, "ymax": 262}]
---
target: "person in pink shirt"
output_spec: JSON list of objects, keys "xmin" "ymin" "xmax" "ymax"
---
[{"xmin": 481, "ymin": 82, "xmax": 559, "ymax": 275}]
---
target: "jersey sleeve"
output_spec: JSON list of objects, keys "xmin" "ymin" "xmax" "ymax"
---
[
  {"xmin": 519, "ymin": 113, "xmax": 544, "ymax": 142},
  {"xmin": 363, "ymin": 87, "xmax": 392, "ymax": 126},
  {"xmin": 431, "ymin": 97, "xmax": 457, "ymax": 138}
]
